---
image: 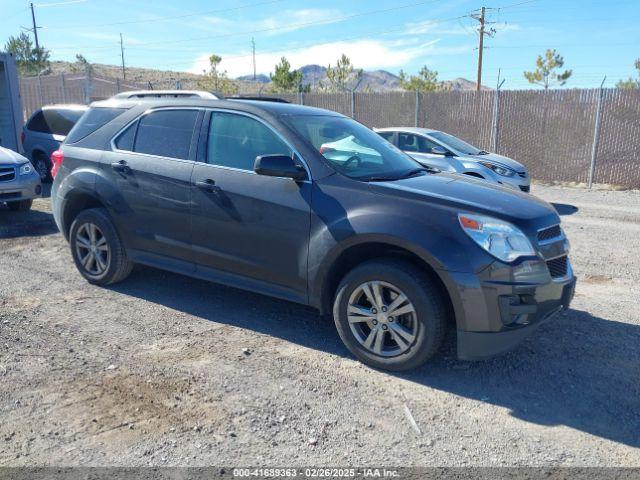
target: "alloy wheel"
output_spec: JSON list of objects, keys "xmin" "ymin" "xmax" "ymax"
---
[
  {"xmin": 75, "ymin": 222, "xmax": 110, "ymax": 276},
  {"xmin": 347, "ymin": 281, "xmax": 418, "ymax": 357}
]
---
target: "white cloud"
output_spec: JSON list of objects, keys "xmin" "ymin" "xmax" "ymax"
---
[{"xmin": 189, "ymin": 38, "xmax": 474, "ymax": 78}]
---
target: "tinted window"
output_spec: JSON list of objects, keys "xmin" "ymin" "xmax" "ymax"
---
[
  {"xmin": 134, "ymin": 110, "xmax": 198, "ymax": 160},
  {"xmin": 28, "ymin": 109, "xmax": 85, "ymax": 136},
  {"xmin": 284, "ymin": 115, "xmax": 420, "ymax": 181},
  {"xmin": 207, "ymin": 112, "xmax": 291, "ymax": 171},
  {"xmin": 398, "ymin": 133, "xmax": 441, "ymax": 154},
  {"xmin": 67, "ymin": 107, "xmax": 126, "ymax": 144},
  {"xmin": 377, "ymin": 131, "xmax": 394, "ymax": 142},
  {"xmin": 428, "ymin": 131, "xmax": 483, "ymax": 155},
  {"xmin": 114, "ymin": 121, "xmax": 137, "ymax": 151}
]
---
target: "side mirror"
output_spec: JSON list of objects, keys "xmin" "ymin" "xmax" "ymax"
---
[
  {"xmin": 431, "ymin": 146, "xmax": 451, "ymax": 156},
  {"xmin": 254, "ymin": 154, "xmax": 306, "ymax": 181}
]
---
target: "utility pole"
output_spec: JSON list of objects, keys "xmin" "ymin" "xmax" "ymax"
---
[
  {"xmin": 30, "ymin": 3, "xmax": 40, "ymax": 51},
  {"xmin": 251, "ymin": 37, "xmax": 256, "ymax": 81},
  {"xmin": 470, "ymin": 6, "xmax": 496, "ymax": 91},
  {"xmin": 119, "ymin": 33, "xmax": 126, "ymax": 79},
  {"xmin": 475, "ymin": 6, "xmax": 485, "ymax": 91}
]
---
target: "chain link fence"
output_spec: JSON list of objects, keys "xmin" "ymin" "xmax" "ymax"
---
[{"xmin": 18, "ymin": 74, "xmax": 640, "ymax": 188}]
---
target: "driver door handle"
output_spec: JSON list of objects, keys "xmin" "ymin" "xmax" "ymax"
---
[{"xmin": 195, "ymin": 178, "xmax": 220, "ymax": 192}]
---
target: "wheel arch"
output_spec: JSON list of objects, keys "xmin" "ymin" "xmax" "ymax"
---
[
  {"xmin": 315, "ymin": 238, "xmax": 455, "ymax": 326},
  {"xmin": 61, "ymin": 191, "xmax": 107, "ymax": 239}
]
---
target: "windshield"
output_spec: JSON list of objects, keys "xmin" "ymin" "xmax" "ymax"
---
[
  {"xmin": 429, "ymin": 131, "xmax": 484, "ymax": 155},
  {"xmin": 284, "ymin": 115, "xmax": 422, "ymax": 181}
]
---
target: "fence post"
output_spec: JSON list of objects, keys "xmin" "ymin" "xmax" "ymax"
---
[
  {"xmin": 414, "ymin": 90, "xmax": 419, "ymax": 127},
  {"xmin": 350, "ymin": 91, "xmax": 355, "ymax": 118},
  {"xmin": 83, "ymin": 70, "xmax": 93, "ymax": 104},
  {"xmin": 588, "ymin": 78, "xmax": 606, "ymax": 189},
  {"xmin": 176, "ymin": 79, "xmax": 182, "ymax": 90},
  {"xmin": 116, "ymin": 77, "xmax": 121, "ymax": 93},
  {"xmin": 491, "ymin": 89, "xmax": 500, "ymax": 152},
  {"xmin": 37, "ymin": 74, "xmax": 44, "ymax": 106},
  {"xmin": 60, "ymin": 74, "xmax": 67, "ymax": 103},
  {"xmin": 298, "ymin": 91, "xmax": 304, "ymax": 105}
]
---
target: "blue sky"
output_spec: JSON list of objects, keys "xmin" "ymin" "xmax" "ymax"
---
[{"xmin": 1, "ymin": 0, "xmax": 638, "ymax": 88}]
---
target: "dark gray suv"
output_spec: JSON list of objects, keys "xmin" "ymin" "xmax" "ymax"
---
[{"xmin": 51, "ymin": 98, "xmax": 575, "ymax": 371}]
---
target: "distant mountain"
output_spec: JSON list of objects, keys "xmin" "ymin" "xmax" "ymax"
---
[
  {"xmin": 236, "ymin": 73, "xmax": 270, "ymax": 83},
  {"xmin": 237, "ymin": 65, "xmax": 484, "ymax": 92}
]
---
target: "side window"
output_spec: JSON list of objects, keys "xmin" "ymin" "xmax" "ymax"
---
[
  {"xmin": 417, "ymin": 136, "xmax": 442, "ymax": 154},
  {"xmin": 398, "ymin": 133, "xmax": 420, "ymax": 152},
  {"xmin": 133, "ymin": 110, "xmax": 198, "ymax": 160},
  {"xmin": 114, "ymin": 121, "xmax": 137, "ymax": 151},
  {"xmin": 27, "ymin": 111, "xmax": 50, "ymax": 134},
  {"xmin": 207, "ymin": 112, "xmax": 291, "ymax": 171},
  {"xmin": 377, "ymin": 131, "xmax": 395, "ymax": 143}
]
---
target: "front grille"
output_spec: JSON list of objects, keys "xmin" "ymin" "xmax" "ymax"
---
[
  {"xmin": 519, "ymin": 185, "xmax": 530, "ymax": 193},
  {"xmin": 538, "ymin": 225, "xmax": 562, "ymax": 242},
  {"xmin": 547, "ymin": 256, "xmax": 568, "ymax": 279},
  {"xmin": 0, "ymin": 166, "xmax": 15, "ymax": 182}
]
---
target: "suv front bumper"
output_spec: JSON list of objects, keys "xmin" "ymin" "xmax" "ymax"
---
[{"xmin": 444, "ymin": 257, "xmax": 576, "ymax": 360}]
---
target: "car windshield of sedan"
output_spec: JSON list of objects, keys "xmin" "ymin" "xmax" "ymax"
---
[
  {"xmin": 284, "ymin": 115, "xmax": 423, "ymax": 181},
  {"xmin": 429, "ymin": 131, "xmax": 486, "ymax": 156}
]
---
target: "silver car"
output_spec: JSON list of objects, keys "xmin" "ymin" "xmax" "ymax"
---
[
  {"xmin": 0, "ymin": 146, "xmax": 41, "ymax": 211},
  {"xmin": 375, "ymin": 127, "xmax": 530, "ymax": 192},
  {"xmin": 22, "ymin": 105, "xmax": 88, "ymax": 181}
]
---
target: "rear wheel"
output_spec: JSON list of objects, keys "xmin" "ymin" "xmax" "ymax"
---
[
  {"xmin": 7, "ymin": 199, "xmax": 33, "ymax": 211},
  {"xmin": 333, "ymin": 259, "xmax": 447, "ymax": 371},
  {"xmin": 32, "ymin": 151, "xmax": 52, "ymax": 182},
  {"xmin": 69, "ymin": 208, "xmax": 133, "ymax": 285}
]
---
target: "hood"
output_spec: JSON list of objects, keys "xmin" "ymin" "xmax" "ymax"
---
[
  {"xmin": 368, "ymin": 172, "xmax": 558, "ymax": 230},
  {"xmin": 0, "ymin": 147, "xmax": 29, "ymax": 166},
  {"xmin": 465, "ymin": 152, "xmax": 525, "ymax": 172}
]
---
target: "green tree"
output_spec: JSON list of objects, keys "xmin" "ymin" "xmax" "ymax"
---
[
  {"xmin": 524, "ymin": 49, "xmax": 572, "ymax": 89},
  {"xmin": 72, "ymin": 54, "xmax": 94, "ymax": 75},
  {"xmin": 325, "ymin": 54, "xmax": 362, "ymax": 92},
  {"xmin": 270, "ymin": 57, "xmax": 303, "ymax": 92},
  {"xmin": 198, "ymin": 54, "xmax": 238, "ymax": 95},
  {"xmin": 4, "ymin": 32, "xmax": 50, "ymax": 76},
  {"xmin": 616, "ymin": 59, "xmax": 640, "ymax": 89},
  {"xmin": 398, "ymin": 66, "xmax": 445, "ymax": 92}
]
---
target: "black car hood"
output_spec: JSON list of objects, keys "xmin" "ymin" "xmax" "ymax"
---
[{"xmin": 368, "ymin": 173, "xmax": 558, "ymax": 229}]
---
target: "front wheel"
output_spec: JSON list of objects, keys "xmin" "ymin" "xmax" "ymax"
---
[
  {"xmin": 69, "ymin": 208, "xmax": 133, "ymax": 285},
  {"xmin": 32, "ymin": 152, "xmax": 52, "ymax": 182},
  {"xmin": 333, "ymin": 259, "xmax": 447, "ymax": 371}
]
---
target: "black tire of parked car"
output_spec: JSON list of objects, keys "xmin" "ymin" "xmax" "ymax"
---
[
  {"xmin": 69, "ymin": 208, "xmax": 134, "ymax": 285},
  {"xmin": 333, "ymin": 258, "xmax": 447, "ymax": 371},
  {"xmin": 7, "ymin": 199, "xmax": 33, "ymax": 211},
  {"xmin": 32, "ymin": 151, "xmax": 52, "ymax": 183}
]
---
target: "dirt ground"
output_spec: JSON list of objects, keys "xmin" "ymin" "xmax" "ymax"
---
[{"xmin": 0, "ymin": 184, "xmax": 639, "ymax": 467}]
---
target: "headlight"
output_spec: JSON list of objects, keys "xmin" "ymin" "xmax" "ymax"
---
[
  {"xmin": 18, "ymin": 163, "xmax": 33, "ymax": 176},
  {"xmin": 458, "ymin": 213, "xmax": 536, "ymax": 262},
  {"xmin": 479, "ymin": 161, "xmax": 515, "ymax": 177}
]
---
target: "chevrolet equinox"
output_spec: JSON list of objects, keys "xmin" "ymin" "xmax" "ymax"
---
[{"xmin": 51, "ymin": 98, "xmax": 576, "ymax": 371}]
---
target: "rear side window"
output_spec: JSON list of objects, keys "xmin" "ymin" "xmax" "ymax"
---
[
  {"xmin": 207, "ymin": 112, "xmax": 291, "ymax": 171},
  {"xmin": 66, "ymin": 108, "xmax": 126, "ymax": 144},
  {"xmin": 378, "ymin": 131, "xmax": 394, "ymax": 142},
  {"xmin": 133, "ymin": 110, "xmax": 198, "ymax": 160},
  {"xmin": 28, "ymin": 109, "xmax": 85, "ymax": 136}
]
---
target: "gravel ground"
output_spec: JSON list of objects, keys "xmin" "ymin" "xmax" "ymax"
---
[{"xmin": 0, "ymin": 184, "xmax": 639, "ymax": 467}]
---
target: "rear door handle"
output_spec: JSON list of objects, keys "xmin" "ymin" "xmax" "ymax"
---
[
  {"xmin": 111, "ymin": 161, "xmax": 130, "ymax": 173},
  {"xmin": 195, "ymin": 178, "xmax": 219, "ymax": 192}
]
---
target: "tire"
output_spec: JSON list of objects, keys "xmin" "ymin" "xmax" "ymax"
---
[
  {"xmin": 332, "ymin": 258, "xmax": 447, "ymax": 371},
  {"xmin": 32, "ymin": 151, "xmax": 52, "ymax": 183},
  {"xmin": 7, "ymin": 199, "xmax": 33, "ymax": 211},
  {"xmin": 69, "ymin": 208, "xmax": 133, "ymax": 285}
]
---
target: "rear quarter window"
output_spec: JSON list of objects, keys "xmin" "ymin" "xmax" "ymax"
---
[{"xmin": 65, "ymin": 108, "xmax": 127, "ymax": 144}]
